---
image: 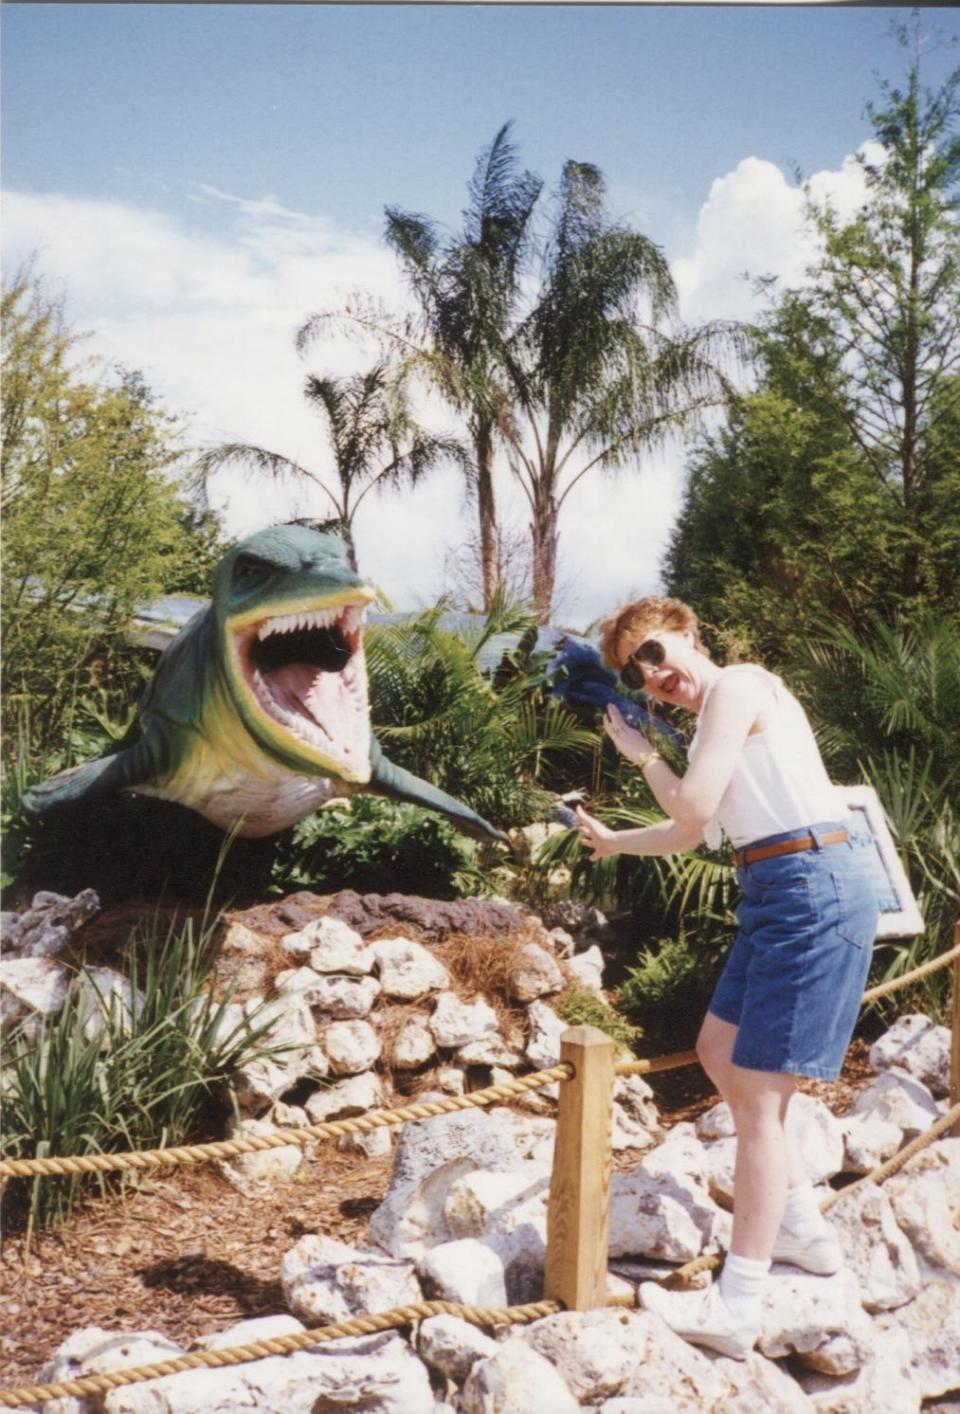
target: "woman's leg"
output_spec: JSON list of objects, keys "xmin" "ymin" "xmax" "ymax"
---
[{"xmin": 697, "ymin": 1013, "xmax": 806, "ymax": 1194}]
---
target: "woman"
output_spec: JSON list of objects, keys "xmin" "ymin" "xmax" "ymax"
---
[{"xmin": 576, "ymin": 596, "xmax": 878, "ymax": 1360}]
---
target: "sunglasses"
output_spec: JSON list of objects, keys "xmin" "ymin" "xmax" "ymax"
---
[{"xmin": 620, "ymin": 638, "xmax": 665, "ymax": 689}]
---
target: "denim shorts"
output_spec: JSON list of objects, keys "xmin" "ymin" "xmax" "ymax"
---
[{"xmin": 707, "ymin": 821, "xmax": 879, "ymax": 1080}]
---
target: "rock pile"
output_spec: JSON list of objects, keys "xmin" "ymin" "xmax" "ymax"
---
[{"xmin": 4, "ymin": 891, "xmax": 959, "ymax": 1409}]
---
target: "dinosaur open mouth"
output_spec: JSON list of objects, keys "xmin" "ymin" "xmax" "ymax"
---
[{"xmin": 234, "ymin": 601, "xmax": 371, "ymax": 775}]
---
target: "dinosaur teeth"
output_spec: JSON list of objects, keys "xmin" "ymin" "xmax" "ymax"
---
[{"xmin": 255, "ymin": 603, "xmax": 366, "ymax": 641}]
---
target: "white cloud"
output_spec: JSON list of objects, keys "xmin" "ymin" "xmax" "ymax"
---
[
  {"xmin": 672, "ymin": 143, "xmax": 875, "ymax": 324},
  {"xmin": 3, "ymin": 147, "xmax": 877, "ymax": 627}
]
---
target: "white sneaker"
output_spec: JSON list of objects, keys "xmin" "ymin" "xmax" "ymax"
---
[
  {"xmin": 771, "ymin": 1228, "xmax": 842, "ymax": 1275},
  {"xmin": 638, "ymin": 1280, "xmax": 759, "ymax": 1360}
]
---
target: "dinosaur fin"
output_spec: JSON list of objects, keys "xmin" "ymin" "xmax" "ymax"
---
[
  {"xmin": 22, "ymin": 740, "xmax": 157, "ymax": 823},
  {"xmin": 368, "ymin": 742, "xmax": 508, "ymax": 844}
]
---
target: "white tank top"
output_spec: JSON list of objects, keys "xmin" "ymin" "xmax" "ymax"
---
[{"xmin": 687, "ymin": 665, "xmax": 844, "ymax": 850}]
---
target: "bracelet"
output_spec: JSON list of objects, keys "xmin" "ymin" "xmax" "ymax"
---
[{"xmin": 636, "ymin": 751, "xmax": 661, "ymax": 770}]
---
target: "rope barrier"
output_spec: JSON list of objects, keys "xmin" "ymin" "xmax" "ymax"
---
[
  {"xmin": 3, "ymin": 940, "xmax": 956, "ymax": 1181},
  {"xmin": 861, "ymin": 941, "xmax": 960, "ymax": 1004},
  {"xmin": 3, "ymin": 1102, "xmax": 957, "ymax": 1407},
  {"xmin": 0, "ymin": 1063, "xmax": 573, "ymax": 1181},
  {"xmin": 0, "ymin": 1299, "xmax": 564, "ymax": 1408}
]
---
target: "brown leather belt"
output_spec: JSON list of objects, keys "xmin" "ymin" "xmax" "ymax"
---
[{"xmin": 734, "ymin": 829, "xmax": 848, "ymax": 869}]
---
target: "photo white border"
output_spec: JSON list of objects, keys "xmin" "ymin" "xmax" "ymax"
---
[{"xmin": 841, "ymin": 784, "xmax": 924, "ymax": 940}]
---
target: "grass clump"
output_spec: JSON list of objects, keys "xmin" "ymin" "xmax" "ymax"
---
[{"xmin": 1, "ymin": 909, "xmax": 283, "ymax": 1233}]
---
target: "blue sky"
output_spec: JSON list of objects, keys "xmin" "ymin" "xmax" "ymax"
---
[{"xmin": 4, "ymin": 4, "xmax": 959, "ymax": 624}]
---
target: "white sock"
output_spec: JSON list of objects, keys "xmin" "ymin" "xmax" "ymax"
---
[
  {"xmin": 781, "ymin": 1184, "xmax": 829, "ymax": 1240},
  {"xmin": 718, "ymin": 1252, "xmax": 769, "ymax": 1326}
]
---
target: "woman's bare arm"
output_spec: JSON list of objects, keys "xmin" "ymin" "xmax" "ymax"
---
[{"xmin": 576, "ymin": 807, "xmax": 703, "ymax": 859}]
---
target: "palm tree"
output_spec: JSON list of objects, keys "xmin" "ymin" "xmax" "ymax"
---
[
  {"xmin": 503, "ymin": 161, "xmax": 737, "ymax": 621},
  {"xmin": 195, "ymin": 361, "xmax": 457, "ymax": 568},
  {"xmin": 298, "ymin": 123, "xmax": 542, "ymax": 609}
]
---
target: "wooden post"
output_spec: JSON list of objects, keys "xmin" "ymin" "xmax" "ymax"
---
[
  {"xmin": 951, "ymin": 922, "xmax": 960, "ymax": 1137},
  {"xmin": 545, "ymin": 1025, "xmax": 615, "ymax": 1311}
]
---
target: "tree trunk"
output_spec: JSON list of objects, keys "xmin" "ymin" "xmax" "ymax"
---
[
  {"xmin": 475, "ymin": 424, "xmax": 499, "ymax": 611},
  {"xmin": 531, "ymin": 493, "xmax": 559, "ymax": 625}
]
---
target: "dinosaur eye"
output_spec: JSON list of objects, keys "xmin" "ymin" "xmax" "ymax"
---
[{"xmin": 234, "ymin": 556, "xmax": 271, "ymax": 587}]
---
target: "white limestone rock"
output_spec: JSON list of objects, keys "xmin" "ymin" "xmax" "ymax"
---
[
  {"xmin": 277, "ymin": 969, "xmax": 381, "ymax": 1019},
  {"xmin": 436, "ymin": 1065, "xmax": 466, "ymax": 1095},
  {"xmin": 564, "ymin": 943, "xmax": 606, "ymax": 993},
  {"xmin": 788, "ymin": 1094, "xmax": 846, "ymax": 1184},
  {"xmin": 701, "ymin": 1135, "xmax": 738, "ymax": 1208},
  {"xmin": 391, "ymin": 1013, "xmax": 437, "ymax": 1069},
  {"xmin": 797, "ymin": 1323, "xmax": 919, "ymax": 1414},
  {"xmin": 509, "ymin": 942, "xmax": 565, "ymax": 1002},
  {"xmin": 105, "ymin": 1330, "xmax": 435, "ymax": 1414},
  {"xmin": 827, "ymin": 1182, "xmax": 921, "ymax": 1310},
  {"xmin": 497, "ymin": 1110, "xmax": 556, "ymax": 1165},
  {"xmin": 337, "ymin": 1126, "xmax": 394, "ymax": 1160},
  {"xmin": 876, "ymin": 1278, "xmax": 960, "ymax": 1400},
  {"xmin": 612, "ymin": 1074, "xmax": 661, "ymax": 1152},
  {"xmin": 323, "ymin": 1018, "xmax": 382, "ymax": 1075},
  {"xmin": 283, "ymin": 913, "xmax": 370, "ymax": 968},
  {"xmin": 758, "ymin": 1266, "xmax": 876, "ymax": 1375},
  {"xmin": 370, "ymin": 937, "xmax": 450, "ymax": 999},
  {"xmin": 37, "ymin": 1325, "xmax": 184, "ymax": 1387},
  {"xmin": 367, "ymin": 1107, "xmax": 525, "ymax": 1258},
  {"xmin": 429, "ymin": 991, "xmax": 499, "ymax": 1049},
  {"xmin": 443, "ymin": 1166, "xmax": 551, "ymax": 1303},
  {"xmin": 869, "ymin": 1014, "xmax": 951, "ymax": 1098},
  {"xmin": 0, "ymin": 955, "xmax": 70, "ymax": 1031},
  {"xmin": 885, "ymin": 1158, "xmax": 960, "ymax": 1276},
  {"xmin": 525, "ymin": 999, "xmax": 567, "ymax": 1069},
  {"xmin": 305, "ymin": 1071, "xmax": 386, "ymax": 1123},
  {"xmin": 223, "ymin": 1116, "xmax": 305, "ymax": 1184},
  {"xmin": 281, "ymin": 1233, "xmax": 421, "ymax": 1324},
  {"xmin": 460, "ymin": 1335, "xmax": 581, "ymax": 1414},
  {"xmin": 609, "ymin": 1166, "xmax": 722, "ymax": 1261},
  {"xmin": 519, "ymin": 1308, "xmax": 730, "ymax": 1409},
  {"xmin": 457, "ymin": 1035, "xmax": 524, "ymax": 1070},
  {"xmin": 640, "ymin": 1122, "xmax": 712, "ymax": 1190},
  {"xmin": 547, "ymin": 926, "xmax": 576, "ymax": 959},
  {"xmin": 73, "ymin": 968, "xmax": 145, "ymax": 1044},
  {"xmin": 417, "ymin": 1314, "xmax": 498, "ymax": 1383},
  {"xmin": 848, "ymin": 1071, "xmax": 941, "ymax": 1140},
  {"xmin": 706, "ymin": 1349, "xmax": 817, "ymax": 1412},
  {"xmin": 695, "ymin": 1101, "xmax": 737, "ymax": 1141},
  {"xmin": 839, "ymin": 1112, "xmax": 905, "ymax": 1174},
  {"xmin": 234, "ymin": 995, "xmax": 318, "ymax": 1113},
  {"xmin": 417, "ymin": 1237, "xmax": 508, "ymax": 1306}
]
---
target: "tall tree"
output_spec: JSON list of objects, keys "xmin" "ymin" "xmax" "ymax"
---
[
  {"xmin": 2, "ymin": 266, "xmax": 222, "ymax": 751},
  {"xmin": 503, "ymin": 161, "xmax": 734, "ymax": 622},
  {"xmin": 299, "ymin": 124, "xmax": 542, "ymax": 609},
  {"xmin": 195, "ymin": 361, "xmax": 457, "ymax": 570},
  {"xmin": 666, "ymin": 30, "xmax": 960, "ymax": 655}
]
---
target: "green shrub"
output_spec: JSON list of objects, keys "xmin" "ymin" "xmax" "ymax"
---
[
  {"xmin": 556, "ymin": 981, "xmax": 643, "ymax": 1054},
  {"xmin": 618, "ymin": 929, "xmax": 732, "ymax": 1051},
  {"xmin": 1, "ymin": 910, "xmax": 283, "ymax": 1231},
  {"xmin": 272, "ymin": 795, "xmax": 493, "ymax": 900}
]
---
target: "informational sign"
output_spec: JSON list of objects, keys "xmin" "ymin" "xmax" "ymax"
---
[{"xmin": 842, "ymin": 784, "xmax": 925, "ymax": 940}]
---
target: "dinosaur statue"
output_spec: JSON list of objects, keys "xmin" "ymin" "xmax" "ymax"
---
[{"xmin": 24, "ymin": 524, "xmax": 507, "ymax": 847}]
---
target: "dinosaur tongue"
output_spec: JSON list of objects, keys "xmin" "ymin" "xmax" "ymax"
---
[{"xmin": 264, "ymin": 660, "xmax": 368, "ymax": 766}]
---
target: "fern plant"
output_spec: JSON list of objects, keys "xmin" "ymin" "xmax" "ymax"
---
[{"xmin": 364, "ymin": 595, "xmax": 596, "ymax": 828}]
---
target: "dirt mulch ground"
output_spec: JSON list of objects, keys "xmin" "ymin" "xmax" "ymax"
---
[{"xmin": 0, "ymin": 1040, "xmax": 879, "ymax": 1390}]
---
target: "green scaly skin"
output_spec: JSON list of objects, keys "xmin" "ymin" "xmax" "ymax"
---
[{"xmin": 24, "ymin": 525, "xmax": 506, "ymax": 843}]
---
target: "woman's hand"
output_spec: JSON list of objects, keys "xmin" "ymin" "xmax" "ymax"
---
[
  {"xmin": 576, "ymin": 805, "xmax": 620, "ymax": 860},
  {"xmin": 603, "ymin": 704, "xmax": 654, "ymax": 764}
]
